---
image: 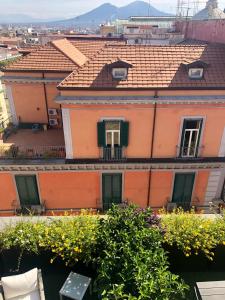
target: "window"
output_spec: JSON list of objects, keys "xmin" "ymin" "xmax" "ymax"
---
[
  {"xmin": 15, "ymin": 175, "xmax": 40, "ymax": 206},
  {"xmin": 105, "ymin": 121, "xmax": 120, "ymax": 147},
  {"xmin": 97, "ymin": 120, "xmax": 129, "ymax": 159},
  {"xmin": 172, "ymin": 173, "xmax": 195, "ymax": 210},
  {"xmin": 180, "ymin": 119, "xmax": 203, "ymax": 157},
  {"xmin": 102, "ymin": 173, "xmax": 122, "ymax": 210},
  {"xmin": 112, "ymin": 68, "xmax": 127, "ymax": 80},
  {"xmin": 188, "ymin": 68, "xmax": 203, "ymax": 79}
]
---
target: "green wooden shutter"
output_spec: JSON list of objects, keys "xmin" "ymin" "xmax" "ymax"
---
[
  {"xmin": 97, "ymin": 121, "xmax": 105, "ymax": 147},
  {"xmin": 120, "ymin": 121, "xmax": 129, "ymax": 147},
  {"xmin": 15, "ymin": 175, "xmax": 40, "ymax": 206},
  {"xmin": 172, "ymin": 173, "xmax": 195, "ymax": 204},
  {"xmin": 15, "ymin": 176, "xmax": 29, "ymax": 206}
]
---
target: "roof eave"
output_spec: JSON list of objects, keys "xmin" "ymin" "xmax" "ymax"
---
[
  {"xmin": 57, "ymin": 86, "xmax": 225, "ymax": 91},
  {"xmin": 3, "ymin": 69, "xmax": 73, "ymax": 74}
]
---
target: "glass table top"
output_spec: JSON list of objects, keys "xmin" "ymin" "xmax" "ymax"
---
[{"xmin": 59, "ymin": 272, "xmax": 91, "ymax": 300}]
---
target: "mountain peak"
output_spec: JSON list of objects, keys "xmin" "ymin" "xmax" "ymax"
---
[
  {"xmin": 56, "ymin": 1, "xmax": 172, "ymax": 26},
  {"xmin": 0, "ymin": 1, "xmax": 172, "ymax": 25}
]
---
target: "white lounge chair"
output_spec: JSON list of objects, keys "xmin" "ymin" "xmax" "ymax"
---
[{"xmin": 0, "ymin": 268, "xmax": 45, "ymax": 300}]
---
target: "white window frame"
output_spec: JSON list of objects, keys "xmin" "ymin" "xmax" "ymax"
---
[
  {"xmin": 181, "ymin": 119, "xmax": 202, "ymax": 158},
  {"xmin": 188, "ymin": 68, "xmax": 203, "ymax": 79},
  {"xmin": 112, "ymin": 68, "xmax": 127, "ymax": 79},
  {"xmin": 105, "ymin": 121, "xmax": 120, "ymax": 148}
]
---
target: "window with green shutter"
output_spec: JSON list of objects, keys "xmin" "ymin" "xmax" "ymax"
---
[
  {"xmin": 15, "ymin": 175, "xmax": 40, "ymax": 206},
  {"xmin": 97, "ymin": 121, "xmax": 105, "ymax": 147},
  {"xmin": 102, "ymin": 173, "xmax": 122, "ymax": 210},
  {"xmin": 120, "ymin": 121, "xmax": 129, "ymax": 147},
  {"xmin": 172, "ymin": 173, "xmax": 195, "ymax": 209},
  {"xmin": 97, "ymin": 120, "xmax": 129, "ymax": 148}
]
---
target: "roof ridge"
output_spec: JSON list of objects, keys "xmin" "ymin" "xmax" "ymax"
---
[
  {"xmin": 58, "ymin": 45, "xmax": 107, "ymax": 88},
  {"xmin": 51, "ymin": 38, "xmax": 88, "ymax": 67}
]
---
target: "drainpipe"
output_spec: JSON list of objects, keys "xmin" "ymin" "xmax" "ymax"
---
[
  {"xmin": 42, "ymin": 73, "xmax": 49, "ymax": 124},
  {"xmin": 147, "ymin": 90, "xmax": 158, "ymax": 207}
]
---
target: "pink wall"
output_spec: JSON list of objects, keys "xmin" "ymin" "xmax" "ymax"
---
[{"xmin": 176, "ymin": 20, "xmax": 225, "ymax": 44}]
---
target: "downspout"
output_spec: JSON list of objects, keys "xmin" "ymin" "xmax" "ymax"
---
[
  {"xmin": 147, "ymin": 90, "xmax": 158, "ymax": 207},
  {"xmin": 42, "ymin": 73, "xmax": 49, "ymax": 124}
]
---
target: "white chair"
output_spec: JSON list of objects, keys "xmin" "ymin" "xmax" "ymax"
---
[{"xmin": 0, "ymin": 268, "xmax": 45, "ymax": 300}]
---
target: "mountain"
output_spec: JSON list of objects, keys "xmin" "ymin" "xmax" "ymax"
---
[
  {"xmin": 0, "ymin": 14, "xmax": 63, "ymax": 24},
  {"xmin": 0, "ymin": 1, "xmax": 172, "ymax": 26},
  {"xmin": 52, "ymin": 1, "xmax": 172, "ymax": 27}
]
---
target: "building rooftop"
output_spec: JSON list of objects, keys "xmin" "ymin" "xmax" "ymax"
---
[
  {"xmin": 3, "ymin": 39, "xmax": 126, "ymax": 73},
  {"xmin": 59, "ymin": 43, "xmax": 225, "ymax": 89}
]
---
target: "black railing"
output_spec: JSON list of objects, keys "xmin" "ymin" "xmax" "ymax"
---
[
  {"xmin": 176, "ymin": 145, "xmax": 204, "ymax": 158},
  {"xmin": 101, "ymin": 147, "xmax": 126, "ymax": 161},
  {"xmin": 0, "ymin": 145, "xmax": 65, "ymax": 159},
  {"xmin": 167, "ymin": 201, "xmax": 192, "ymax": 211}
]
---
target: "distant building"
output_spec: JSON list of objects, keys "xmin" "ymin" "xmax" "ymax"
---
[
  {"xmin": 100, "ymin": 24, "xmax": 116, "ymax": 37},
  {"xmin": 193, "ymin": 0, "xmax": 225, "ymax": 20},
  {"xmin": 102, "ymin": 16, "xmax": 184, "ymax": 45}
]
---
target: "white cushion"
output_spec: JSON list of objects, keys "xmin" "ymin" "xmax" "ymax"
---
[
  {"xmin": 1, "ymin": 268, "xmax": 39, "ymax": 300},
  {"xmin": 9, "ymin": 290, "xmax": 40, "ymax": 300}
]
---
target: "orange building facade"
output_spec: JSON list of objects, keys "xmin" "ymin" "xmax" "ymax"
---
[{"xmin": 1, "ymin": 39, "xmax": 225, "ymax": 215}]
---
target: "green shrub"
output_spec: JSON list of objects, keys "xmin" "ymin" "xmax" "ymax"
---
[
  {"xmin": 96, "ymin": 205, "xmax": 188, "ymax": 299},
  {"xmin": 0, "ymin": 211, "xmax": 99, "ymax": 266},
  {"xmin": 161, "ymin": 208, "xmax": 225, "ymax": 260}
]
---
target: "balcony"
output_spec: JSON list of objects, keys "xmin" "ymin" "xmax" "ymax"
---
[
  {"xmin": 100, "ymin": 147, "xmax": 126, "ymax": 161},
  {"xmin": 0, "ymin": 128, "xmax": 65, "ymax": 160},
  {"xmin": 176, "ymin": 145, "xmax": 204, "ymax": 158}
]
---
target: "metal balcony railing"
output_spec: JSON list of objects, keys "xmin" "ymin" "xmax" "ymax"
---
[
  {"xmin": 0, "ymin": 145, "xmax": 66, "ymax": 159},
  {"xmin": 101, "ymin": 147, "xmax": 126, "ymax": 161},
  {"xmin": 167, "ymin": 201, "xmax": 192, "ymax": 212},
  {"xmin": 176, "ymin": 145, "xmax": 204, "ymax": 158}
]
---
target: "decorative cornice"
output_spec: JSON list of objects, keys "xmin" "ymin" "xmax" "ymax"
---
[
  {"xmin": 0, "ymin": 161, "xmax": 224, "ymax": 172},
  {"xmin": 2, "ymin": 76, "xmax": 65, "ymax": 84},
  {"xmin": 55, "ymin": 95, "xmax": 225, "ymax": 105}
]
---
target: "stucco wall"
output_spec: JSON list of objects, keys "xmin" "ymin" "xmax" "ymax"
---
[
  {"xmin": 176, "ymin": 20, "xmax": 225, "ymax": 44},
  {"xmin": 0, "ymin": 169, "xmax": 210, "ymax": 215},
  {"xmin": 67, "ymin": 102, "xmax": 225, "ymax": 159},
  {"xmin": 38, "ymin": 172, "xmax": 100, "ymax": 209},
  {"xmin": 69, "ymin": 104, "xmax": 154, "ymax": 158},
  {"xmin": 0, "ymin": 173, "xmax": 17, "ymax": 211}
]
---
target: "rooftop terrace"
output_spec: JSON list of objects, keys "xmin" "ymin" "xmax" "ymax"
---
[{"xmin": 0, "ymin": 128, "xmax": 65, "ymax": 159}]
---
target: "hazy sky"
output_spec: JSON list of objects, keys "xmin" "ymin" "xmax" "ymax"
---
[{"xmin": 1, "ymin": 0, "xmax": 225, "ymax": 19}]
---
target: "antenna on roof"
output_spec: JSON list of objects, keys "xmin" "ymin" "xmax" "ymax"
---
[
  {"xmin": 148, "ymin": 0, "xmax": 151, "ymax": 17},
  {"xmin": 176, "ymin": 0, "xmax": 207, "ymax": 19}
]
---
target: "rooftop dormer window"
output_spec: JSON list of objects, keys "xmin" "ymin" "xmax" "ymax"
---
[
  {"xmin": 188, "ymin": 68, "xmax": 204, "ymax": 79},
  {"xmin": 108, "ymin": 58, "xmax": 133, "ymax": 81},
  {"xmin": 112, "ymin": 68, "xmax": 128, "ymax": 80},
  {"xmin": 182, "ymin": 59, "xmax": 208, "ymax": 80}
]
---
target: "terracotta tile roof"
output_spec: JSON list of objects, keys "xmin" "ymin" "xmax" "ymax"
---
[
  {"xmin": 70, "ymin": 40, "xmax": 125, "ymax": 59},
  {"xmin": 3, "ymin": 43, "xmax": 76, "ymax": 72},
  {"xmin": 59, "ymin": 44, "xmax": 225, "ymax": 89},
  {"xmin": 3, "ymin": 39, "xmax": 125, "ymax": 73},
  {"xmin": 52, "ymin": 39, "xmax": 88, "ymax": 67}
]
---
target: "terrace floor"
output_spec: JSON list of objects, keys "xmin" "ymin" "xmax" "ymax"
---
[
  {"xmin": 2, "ymin": 128, "xmax": 65, "ymax": 146},
  {"xmin": 0, "ymin": 129, "xmax": 65, "ymax": 159}
]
